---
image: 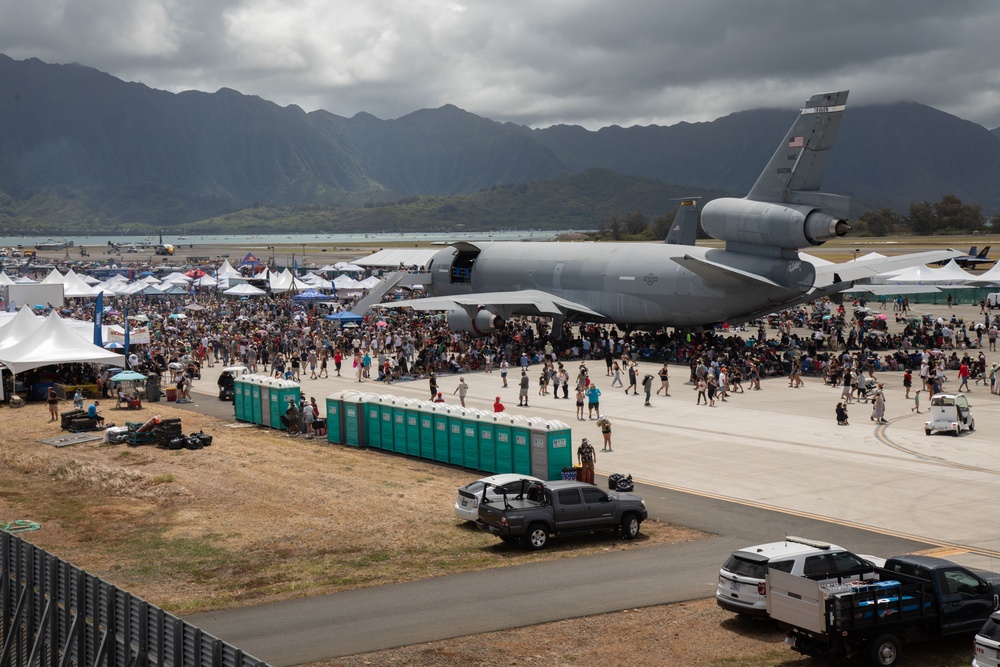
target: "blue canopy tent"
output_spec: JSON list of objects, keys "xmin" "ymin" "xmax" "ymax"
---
[
  {"xmin": 324, "ymin": 311, "xmax": 364, "ymax": 323},
  {"xmin": 292, "ymin": 289, "xmax": 327, "ymax": 301}
]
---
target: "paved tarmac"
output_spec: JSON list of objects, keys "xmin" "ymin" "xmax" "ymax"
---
[{"xmin": 178, "ymin": 302, "xmax": 1000, "ymax": 662}]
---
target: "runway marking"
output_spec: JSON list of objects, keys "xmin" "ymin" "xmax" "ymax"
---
[
  {"xmin": 874, "ymin": 414, "xmax": 1000, "ymax": 475},
  {"xmin": 911, "ymin": 546, "xmax": 969, "ymax": 558},
  {"xmin": 625, "ymin": 475, "xmax": 1000, "ymax": 560}
]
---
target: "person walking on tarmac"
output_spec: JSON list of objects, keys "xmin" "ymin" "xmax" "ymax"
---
[{"xmin": 577, "ymin": 437, "xmax": 596, "ymax": 484}]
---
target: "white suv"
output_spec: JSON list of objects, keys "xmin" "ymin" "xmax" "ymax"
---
[
  {"xmin": 716, "ymin": 536, "xmax": 883, "ymax": 618},
  {"xmin": 974, "ymin": 611, "xmax": 1000, "ymax": 666}
]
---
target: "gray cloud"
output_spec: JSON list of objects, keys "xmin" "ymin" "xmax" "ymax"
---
[{"xmin": 3, "ymin": 0, "xmax": 1000, "ymax": 129}]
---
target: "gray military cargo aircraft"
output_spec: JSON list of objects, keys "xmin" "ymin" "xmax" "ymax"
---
[{"xmin": 379, "ymin": 91, "xmax": 957, "ymax": 334}]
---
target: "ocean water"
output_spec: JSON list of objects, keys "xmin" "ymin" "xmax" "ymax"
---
[{"xmin": 0, "ymin": 230, "xmax": 580, "ymax": 247}]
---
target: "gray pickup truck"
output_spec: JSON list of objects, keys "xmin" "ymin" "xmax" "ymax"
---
[{"xmin": 476, "ymin": 479, "xmax": 648, "ymax": 550}]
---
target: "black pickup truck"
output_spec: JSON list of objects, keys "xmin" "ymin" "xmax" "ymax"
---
[
  {"xmin": 476, "ymin": 479, "xmax": 647, "ymax": 550},
  {"xmin": 767, "ymin": 554, "xmax": 1000, "ymax": 666}
]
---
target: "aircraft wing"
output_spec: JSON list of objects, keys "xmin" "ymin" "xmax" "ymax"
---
[
  {"xmin": 812, "ymin": 249, "xmax": 964, "ymax": 287},
  {"xmin": 672, "ymin": 255, "xmax": 783, "ymax": 288},
  {"xmin": 374, "ymin": 289, "xmax": 608, "ymax": 321}
]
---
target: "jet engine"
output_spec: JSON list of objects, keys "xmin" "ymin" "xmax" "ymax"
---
[
  {"xmin": 447, "ymin": 308, "xmax": 505, "ymax": 336},
  {"xmin": 701, "ymin": 198, "xmax": 850, "ymax": 250}
]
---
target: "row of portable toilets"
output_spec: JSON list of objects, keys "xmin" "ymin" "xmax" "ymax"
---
[
  {"xmin": 326, "ymin": 391, "xmax": 573, "ymax": 481},
  {"xmin": 231, "ymin": 376, "xmax": 573, "ymax": 480},
  {"xmin": 233, "ymin": 375, "xmax": 302, "ymax": 429}
]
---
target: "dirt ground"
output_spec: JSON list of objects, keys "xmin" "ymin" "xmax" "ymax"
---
[{"xmin": 0, "ymin": 398, "xmax": 701, "ymax": 613}]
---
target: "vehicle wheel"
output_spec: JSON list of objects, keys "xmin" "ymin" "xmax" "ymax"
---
[
  {"xmin": 621, "ymin": 513, "xmax": 641, "ymax": 540},
  {"xmin": 869, "ymin": 635, "xmax": 901, "ymax": 666},
  {"xmin": 924, "ymin": 428, "xmax": 932, "ymax": 436},
  {"xmin": 952, "ymin": 428, "xmax": 960, "ymax": 437},
  {"xmin": 970, "ymin": 418, "xmax": 976, "ymax": 432},
  {"xmin": 522, "ymin": 523, "xmax": 548, "ymax": 550}
]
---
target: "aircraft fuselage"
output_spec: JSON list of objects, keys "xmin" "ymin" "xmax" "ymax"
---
[{"xmin": 425, "ymin": 242, "xmax": 814, "ymax": 327}]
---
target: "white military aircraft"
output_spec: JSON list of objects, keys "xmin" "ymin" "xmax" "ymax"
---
[{"xmin": 379, "ymin": 91, "xmax": 957, "ymax": 334}]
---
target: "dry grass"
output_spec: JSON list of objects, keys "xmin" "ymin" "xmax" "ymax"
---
[{"xmin": 0, "ymin": 399, "xmax": 704, "ymax": 614}]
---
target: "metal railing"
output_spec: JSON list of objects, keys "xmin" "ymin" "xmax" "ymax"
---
[{"xmin": 1, "ymin": 531, "xmax": 270, "ymax": 667}]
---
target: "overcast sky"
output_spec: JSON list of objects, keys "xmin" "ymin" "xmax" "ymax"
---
[{"xmin": 3, "ymin": 0, "xmax": 1000, "ymax": 130}]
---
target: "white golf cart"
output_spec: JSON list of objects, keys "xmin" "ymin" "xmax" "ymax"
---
[{"xmin": 925, "ymin": 393, "xmax": 974, "ymax": 436}]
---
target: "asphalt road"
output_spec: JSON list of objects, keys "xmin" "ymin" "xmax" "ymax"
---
[{"xmin": 190, "ymin": 477, "xmax": 930, "ymax": 666}]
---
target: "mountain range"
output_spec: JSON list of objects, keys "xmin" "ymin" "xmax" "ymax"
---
[{"xmin": 2, "ymin": 53, "xmax": 1000, "ymax": 233}]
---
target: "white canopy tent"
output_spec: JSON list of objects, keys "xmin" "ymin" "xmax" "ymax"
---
[
  {"xmin": 0, "ymin": 311, "xmax": 126, "ymax": 375},
  {"xmin": 223, "ymin": 283, "xmax": 267, "ymax": 296},
  {"xmin": 885, "ymin": 260, "xmax": 973, "ymax": 284},
  {"xmin": 967, "ymin": 261, "xmax": 1000, "ymax": 286},
  {"xmin": 0, "ymin": 306, "xmax": 43, "ymax": 353},
  {"xmin": 217, "ymin": 260, "xmax": 241, "ymax": 278}
]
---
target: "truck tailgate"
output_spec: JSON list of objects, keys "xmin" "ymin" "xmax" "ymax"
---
[{"xmin": 767, "ymin": 568, "xmax": 828, "ymax": 635}]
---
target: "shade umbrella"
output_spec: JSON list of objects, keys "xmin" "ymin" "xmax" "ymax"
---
[
  {"xmin": 104, "ymin": 342, "xmax": 124, "ymax": 349},
  {"xmin": 183, "ymin": 303, "xmax": 207, "ymax": 312},
  {"xmin": 184, "ymin": 269, "xmax": 208, "ymax": 278},
  {"xmin": 168, "ymin": 313, "xmax": 188, "ymax": 319},
  {"xmin": 375, "ymin": 320, "xmax": 389, "ymax": 327},
  {"xmin": 110, "ymin": 370, "xmax": 147, "ymax": 382}
]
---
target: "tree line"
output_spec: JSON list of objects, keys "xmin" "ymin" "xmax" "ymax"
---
[{"xmin": 599, "ymin": 194, "xmax": 1000, "ymax": 241}]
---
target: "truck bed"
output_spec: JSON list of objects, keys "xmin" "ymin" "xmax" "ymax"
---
[{"xmin": 768, "ymin": 568, "xmax": 938, "ymax": 636}]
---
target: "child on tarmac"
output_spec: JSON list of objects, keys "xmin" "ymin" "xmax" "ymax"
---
[{"xmin": 911, "ymin": 390, "xmax": 922, "ymax": 413}]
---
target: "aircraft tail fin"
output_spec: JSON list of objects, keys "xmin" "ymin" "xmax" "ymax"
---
[
  {"xmin": 979, "ymin": 246, "xmax": 990, "ymax": 258},
  {"xmin": 665, "ymin": 199, "xmax": 700, "ymax": 245},
  {"xmin": 747, "ymin": 90, "xmax": 849, "ymax": 203},
  {"xmin": 969, "ymin": 246, "xmax": 978, "ymax": 257}
]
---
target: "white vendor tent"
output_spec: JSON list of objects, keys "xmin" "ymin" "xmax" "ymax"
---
[
  {"xmin": 217, "ymin": 260, "xmax": 241, "ymax": 278},
  {"xmin": 223, "ymin": 283, "xmax": 267, "ymax": 296},
  {"xmin": 0, "ymin": 311, "xmax": 126, "ymax": 374},
  {"xmin": 0, "ymin": 306, "xmax": 43, "ymax": 353}
]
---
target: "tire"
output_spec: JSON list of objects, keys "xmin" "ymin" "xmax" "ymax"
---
[
  {"xmin": 970, "ymin": 418, "xmax": 976, "ymax": 432},
  {"xmin": 869, "ymin": 635, "xmax": 901, "ymax": 666},
  {"xmin": 621, "ymin": 513, "xmax": 641, "ymax": 540},
  {"xmin": 522, "ymin": 523, "xmax": 549, "ymax": 550},
  {"xmin": 952, "ymin": 428, "xmax": 960, "ymax": 437},
  {"xmin": 924, "ymin": 428, "xmax": 932, "ymax": 436}
]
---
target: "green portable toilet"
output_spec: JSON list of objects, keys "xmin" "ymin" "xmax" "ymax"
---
[
  {"xmin": 259, "ymin": 380, "xmax": 272, "ymax": 428},
  {"xmin": 267, "ymin": 379, "xmax": 283, "ymax": 428},
  {"xmin": 493, "ymin": 413, "xmax": 514, "ymax": 474},
  {"xmin": 363, "ymin": 394, "xmax": 381, "ymax": 447},
  {"xmin": 392, "ymin": 397, "xmax": 409, "ymax": 453},
  {"xmin": 404, "ymin": 400, "xmax": 422, "ymax": 457},
  {"xmin": 460, "ymin": 409, "xmax": 479, "ymax": 471},
  {"xmin": 528, "ymin": 419, "xmax": 572, "ymax": 481},
  {"xmin": 446, "ymin": 406, "xmax": 464, "ymax": 467},
  {"xmin": 475, "ymin": 410, "xmax": 497, "ymax": 474},
  {"xmin": 431, "ymin": 404, "xmax": 450, "ymax": 462},
  {"xmin": 274, "ymin": 379, "xmax": 302, "ymax": 431},
  {"xmin": 250, "ymin": 377, "xmax": 263, "ymax": 425},
  {"xmin": 510, "ymin": 416, "xmax": 532, "ymax": 475},
  {"xmin": 326, "ymin": 390, "xmax": 345, "ymax": 444},
  {"xmin": 341, "ymin": 391, "xmax": 366, "ymax": 446},
  {"xmin": 378, "ymin": 395, "xmax": 395, "ymax": 450},
  {"xmin": 417, "ymin": 402, "xmax": 435, "ymax": 459},
  {"xmin": 233, "ymin": 377, "xmax": 245, "ymax": 421},
  {"xmin": 240, "ymin": 375, "xmax": 256, "ymax": 422}
]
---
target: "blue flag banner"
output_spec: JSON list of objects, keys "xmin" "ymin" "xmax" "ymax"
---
[
  {"xmin": 123, "ymin": 303, "xmax": 130, "ymax": 360},
  {"xmin": 93, "ymin": 292, "xmax": 104, "ymax": 347}
]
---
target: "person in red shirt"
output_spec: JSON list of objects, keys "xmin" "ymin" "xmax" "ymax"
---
[{"xmin": 493, "ymin": 396, "xmax": 505, "ymax": 412}]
